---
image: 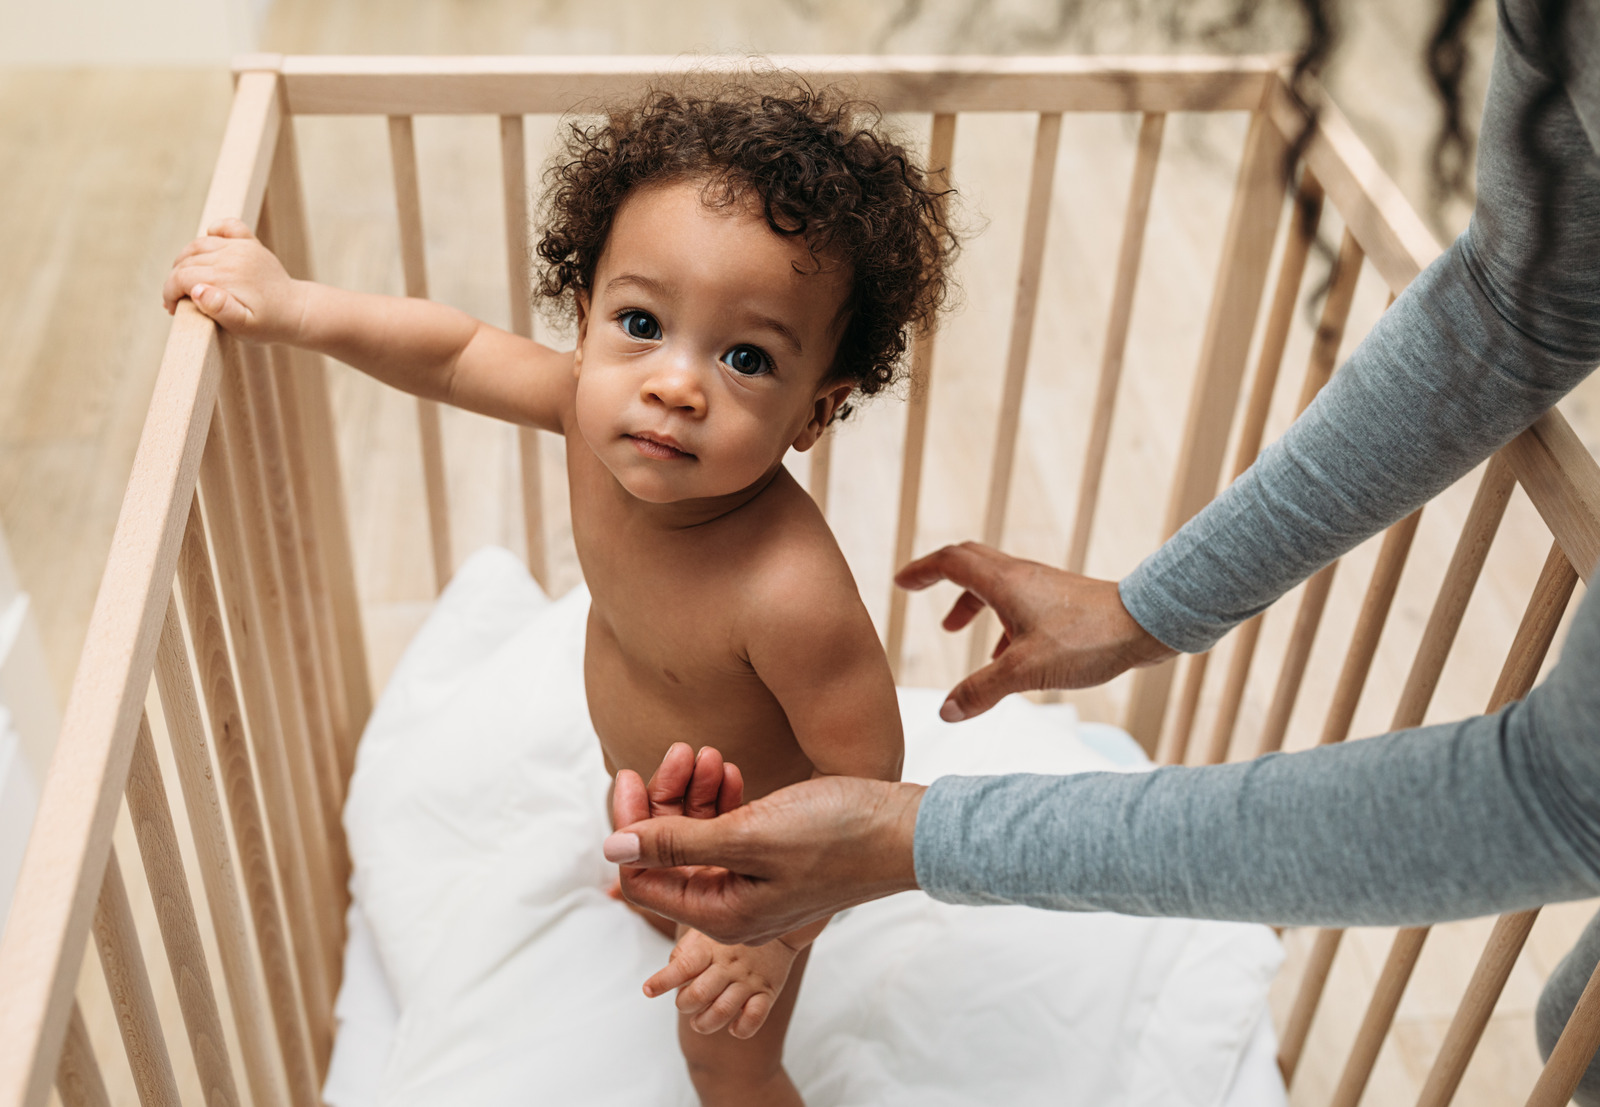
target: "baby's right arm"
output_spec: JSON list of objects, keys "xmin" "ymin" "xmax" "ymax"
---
[{"xmin": 163, "ymin": 219, "xmax": 573, "ymax": 433}]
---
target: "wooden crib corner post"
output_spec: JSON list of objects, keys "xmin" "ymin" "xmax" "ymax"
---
[{"xmin": 1123, "ymin": 97, "xmax": 1288, "ymax": 754}]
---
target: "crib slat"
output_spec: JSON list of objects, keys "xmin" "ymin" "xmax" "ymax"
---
[
  {"xmin": 1279, "ymin": 927, "xmax": 1343, "ymax": 1083},
  {"xmin": 125, "ymin": 714, "xmax": 241, "ymax": 1107},
  {"xmin": 1161, "ymin": 176, "xmax": 1325, "ymax": 765},
  {"xmin": 388, "ymin": 113, "xmax": 454, "ymax": 592},
  {"xmin": 246, "ymin": 348, "xmax": 348, "ymax": 866},
  {"xmin": 1065, "ymin": 111, "xmax": 1164, "ymax": 574},
  {"xmin": 966, "ymin": 110, "xmax": 1062, "ymax": 672},
  {"xmin": 201, "ymin": 386, "xmax": 342, "ymax": 973},
  {"xmin": 1124, "ymin": 108, "xmax": 1288, "ymax": 751},
  {"xmin": 173, "ymin": 500, "xmax": 322, "ymax": 1106},
  {"xmin": 1527, "ymin": 958, "xmax": 1600, "ymax": 1106},
  {"xmin": 1158, "ymin": 651, "xmax": 1207, "ymax": 765},
  {"xmin": 256, "ymin": 204, "xmax": 352, "ymax": 792},
  {"xmin": 808, "ymin": 433, "xmax": 833, "ymax": 515},
  {"xmin": 499, "ymin": 113, "xmax": 550, "ymax": 589},
  {"xmin": 213, "ymin": 356, "xmax": 342, "ymax": 1043},
  {"xmin": 55, "ymin": 1002, "xmax": 112, "ymax": 1107},
  {"xmin": 1328, "ymin": 926, "xmax": 1430, "ymax": 1107},
  {"xmin": 1317, "ymin": 509, "xmax": 1423, "ymax": 747},
  {"xmin": 260, "ymin": 110, "xmax": 374, "ymax": 755},
  {"xmin": 1245, "ymin": 563, "xmax": 1338, "ymax": 760},
  {"xmin": 1392, "ymin": 454, "xmax": 1518, "ymax": 728},
  {"xmin": 153, "ymin": 599, "xmax": 292, "ymax": 1107},
  {"xmin": 885, "ymin": 112, "xmax": 956, "ymax": 679},
  {"xmin": 1413, "ymin": 543, "xmax": 1579, "ymax": 1107},
  {"xmin": 92, "ymin": 846, "xmax": 182, "ymax": 1107}
]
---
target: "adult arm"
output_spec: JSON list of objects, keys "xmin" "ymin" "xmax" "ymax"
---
[{"xmin": 1123, "ymin": 0, "xmax": 1600, "ymax": 652}]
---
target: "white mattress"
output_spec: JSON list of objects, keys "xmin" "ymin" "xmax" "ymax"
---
[{"xmin": 327, "ymin": 547, "xmax": 1288, "ymax": 1106}]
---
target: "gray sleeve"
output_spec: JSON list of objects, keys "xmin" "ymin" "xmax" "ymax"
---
[
  {"xmin": 914, "ymin": 580, "xmax": 1600, "ymax": 926},
  {"xmin": 1121, "ymin": 0, "xmax": 1600, "ymax": 654}
]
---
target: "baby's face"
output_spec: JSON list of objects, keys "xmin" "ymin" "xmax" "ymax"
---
[{"xmin": 572, "ymin": 179, "xmax": 854, "ymax": 505}]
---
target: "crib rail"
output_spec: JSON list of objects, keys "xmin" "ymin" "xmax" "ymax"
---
[{"xmin": 2, "ymin": 54, "xmax": 1599, "ymax": 1107}]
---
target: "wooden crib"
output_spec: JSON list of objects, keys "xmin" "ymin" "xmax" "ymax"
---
[{"xmin": 3, "ymin": 53, "xmax": 1600, "ymax": 1107}]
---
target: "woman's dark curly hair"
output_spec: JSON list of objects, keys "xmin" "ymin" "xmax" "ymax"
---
[{"xmin": 535, "ymin": 78, "xmax": 959, "ymax": 406}]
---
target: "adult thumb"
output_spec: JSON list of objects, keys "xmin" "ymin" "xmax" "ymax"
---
[
  {"xmin": 939, "ymin": 652, "xmax": 1023, "ymax": 723},
  {"xmin": 604, "ymin": 814, "xmax": 744, "ymax": 870}
]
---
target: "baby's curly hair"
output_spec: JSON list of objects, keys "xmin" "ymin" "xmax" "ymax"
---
[{"xmin": 535, "ymin": 77, "xmax": 958, "ymax": 407}]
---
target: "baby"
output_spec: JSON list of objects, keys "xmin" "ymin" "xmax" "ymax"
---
[{"xmin": 164, "ymin": 80, "xmax": 955, "ymax": 1106}]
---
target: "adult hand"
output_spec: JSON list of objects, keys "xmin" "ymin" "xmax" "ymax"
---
[
  {"xmin": 895, "ymin": 542, "xmax": 1174, "ymax": 722},
  {"xmin": 605, "ymin": 774, "xmax": 927, "ymax": 945}
]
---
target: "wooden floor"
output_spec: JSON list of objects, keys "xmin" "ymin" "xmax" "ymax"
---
[{"xmin": 4, "ymin": 1, "xmax": 1597, "ymax": 1105}]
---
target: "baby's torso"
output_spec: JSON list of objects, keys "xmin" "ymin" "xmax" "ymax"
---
[{"xmin": 565, "ymin": 436, "xmax": 819, "ymax": 801}]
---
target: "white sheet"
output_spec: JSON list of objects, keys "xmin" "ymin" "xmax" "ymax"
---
[{"xmin": 330, "ymin": 547, "xmax": 1287, "ymax": 1106}]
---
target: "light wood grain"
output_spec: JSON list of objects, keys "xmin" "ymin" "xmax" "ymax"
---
[
  {"xmin": 1328, "ymin": 926, "xmax": 1429, "ymax": 1107},
  {"xmin": 215, "ymin": 343, "xmax": 340, "ymax": 992},
  {"xmin": 387, "ymin": 114, "xmax": 454, "ymax": 592},
  {"xmin": 278, "ymin": 54, "xmax": 1280, "ymax": 116},
  {"xmin": 0, "ymin": 72, "xmax": 278, "ymax": 1107},
  {"xmin": 1281, "ymin": 927, "xmax": 1344, "ymax": 1084},
  {"xmin": 153, "ymin": 598, "xmax": 289, "ymax": 1107},
  {"xmin": 259, "ymin": 106, "xmax": 374, "ymax": 768},
  {"xmin": 1506, "ymin": 411, "xmax": 1600, "ymax": 584},
  {"xmin": 885, "ymin": 112, "xmax": 956, "ymax": 679},
  {"xmin": 124, "ymin": 714, "xmax": 241, "ymax": 1107},
  {"xmin": 173, "ymin": 498, "xmax": 321, "ymax": 1106},
  {"xmin": 1526, "ymin": 954, "xmax": 1600, "ymax": 1106},
  {"xmin": 1124, "ymin": 105, "xmax": 1288, "ymax": 751},
  {"xmin": 1065, "ymin": 110, "xmax": 1164, "ymax": 574},
  {"xmin": 967, "ymin": 110, "xmax": 1062, "ymax": 672},
  {"xmin": 499, "ymin": 112, "xmax": 550, "ymax": 590},
  {"xmin": 91, "ymin": 845, "xmax": 182, "ymax": 1107},
  {"xmin": 55, "ymin": 1002, "xmax": 111, "ymax": 1107}
]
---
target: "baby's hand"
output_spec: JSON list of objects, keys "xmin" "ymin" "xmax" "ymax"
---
[
  {"xmin": 645, "ymin": 929, "xmax": 798, "ymax": 1039},
  {"xmin": 162, "ymin": 218, "xmax": 307, "ymax": 345}
]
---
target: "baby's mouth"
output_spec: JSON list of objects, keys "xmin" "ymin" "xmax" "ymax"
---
[{"xmin": 625, "ymin": 432, "xmax": 695, "ymax": 460}]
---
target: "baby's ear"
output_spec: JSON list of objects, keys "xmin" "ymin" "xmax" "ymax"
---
[{"xmin": 793, "ymin": 380, "xmax": 855, "ymax": 452}]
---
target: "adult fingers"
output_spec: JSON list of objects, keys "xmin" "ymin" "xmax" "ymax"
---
[
  {"xmin": 717, "ymin": 762, "xmax": 744, "ymax": 814},
  {"xmin": 611, "ymin": 769, "xmax": 649, "ymax": 829},
  {"xmin": 605, "ymin": 813, "xmax": 753, "ymax": 871},
  {"xmin": 684, "ymin": 747, "xmax": 725, "ymax": 819},
  {"xmin": 894, "ymin": 542, "xmax": 1006, "ymax": 595},
  {"xmin": 645, "ymin": 742, "xmax": 696, "ymax": 818},
  {"xmin": 939, "ymin": 648, "xmax": 1028, "ymax": 723},
  {"xmin": 940, "ymin": 589, "xmax": 987, "ymax": 632}
]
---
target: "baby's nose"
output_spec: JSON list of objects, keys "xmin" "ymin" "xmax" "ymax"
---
[{"xmin": 642, "ymin": 359, "xmax": 706, "ymax": 412}]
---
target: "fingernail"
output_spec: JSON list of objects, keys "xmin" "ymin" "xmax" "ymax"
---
[
  {"xmin": 939, "ymin": 699, "xmax": 964, "ymax": 723},
  {"xmin": 604, "ymin": 832, "xmax": 640, "ymax": 863}
]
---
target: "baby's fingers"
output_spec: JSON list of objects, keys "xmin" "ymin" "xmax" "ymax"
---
[
  {"xmin": 643, "ymin": 944, "xmax": 711, "ymax": 999},
  {"xmin": 686, "ymin": 981, "xmax": 754, "ymax": 1035},
  {"xmin": 207, "ymin": 217, "xmax": 256, "ymax": 240},
  {"xmin": 729, "ymin": 993, "xmax": 774, "ymax": 1040},
  {"xmin": 188, "ymin": 283, "xmax": 255, "ymax": 333}
]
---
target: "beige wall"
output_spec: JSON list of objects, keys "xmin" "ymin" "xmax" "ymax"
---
[{"xmin": 0, "ymin": 0, "xmax": 270, "ymax": 66}]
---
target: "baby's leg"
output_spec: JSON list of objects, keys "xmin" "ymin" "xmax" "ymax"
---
[{"xmin": 679, "ymin": 946, "xmax": 811, "ymax": 1107}]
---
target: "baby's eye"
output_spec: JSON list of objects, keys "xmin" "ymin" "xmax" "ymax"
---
[
  {"xmin": 721, "ymin": 345, "xmax": 772, "ymax": 377},
  {"xmin": 618, "ymin": 310, "xmax": 661, "ymax": 341}
]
